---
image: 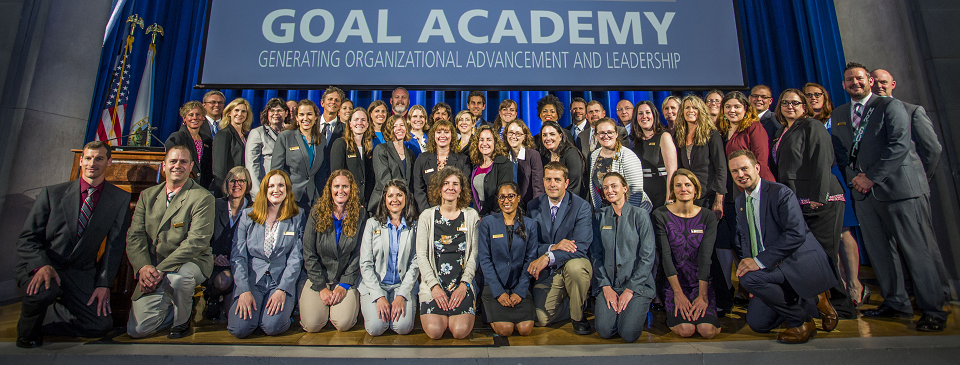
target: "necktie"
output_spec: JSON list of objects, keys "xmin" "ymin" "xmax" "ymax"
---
[
  {"xmin": 746, "ymin": 195, "xmax": 760, "ymax": 257},
  {"xmin": 852, "ymin": 103, "xmax": 863, "ymax": 128},
  {"xmin": 320, "ymin": 123, "xmax": 329, "ymax": 143},
  {"xmin": 78, "ymin": 187, "xmax": 96, "ymax": 237},
  {"xmin": 573, "ymin": 125, "xmax": 580, "ymax": 140},
  {"xmin": 166, "ymin": 191, "xmax": 176, "ymax": 207},
  {"xmin": 211, "ymin": 120, "xmax": 219, "ymax": 135},
  {"xmin": 550, "ymin": 205, "xmax": 559, "ymax": 223}
]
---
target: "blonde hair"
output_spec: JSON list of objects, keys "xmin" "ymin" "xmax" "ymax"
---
[
  {"xmin": 221, "ymin": 98, "xmax": 253, "ymax": 133},
  {"xmin": 674, "ymin": 95, "xmax": 715, "ymax": 147}
]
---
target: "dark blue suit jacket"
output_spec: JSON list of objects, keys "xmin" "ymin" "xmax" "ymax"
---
[
  {"xmin": 477, "ymin": 212, "xmax": 541, "ymax": 298},
  {"xmin": 733, "ymin": 180, "xmax": 836, "ymax": 298},
  {"xmin": 526, "ymin": 191, "xmax": 593, "ymax": 267}
]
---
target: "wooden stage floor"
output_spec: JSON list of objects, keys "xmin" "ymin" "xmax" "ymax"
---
[{"xmin": 1, "ymin": 277, "xmax": 957, "ymax": 347}]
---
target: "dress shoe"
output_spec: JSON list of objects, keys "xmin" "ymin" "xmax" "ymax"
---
[
  {"xmin": 860, "ymin": 306, "xmax": 913, "ymax": 319},
  {"xmin": 916, "ymin": 314, "xmax": 946, "ymax": 332},
  {"xmin": 733, "ymin": 296, "xmax": 750, "ymax": 307},
  {"xmin": 572, "ymin": 318, "xmax": 593, "ymax": 335},
  {"xmin": 776, "ymin": 319, "xmax": 816, "ymax": 344},
  {"xmin": 816, "ymin": 292, "xmax": 838, "ymax": 332},
  {"xmin": 16, "ymin": 337, "xmax": 43, "ymax": 348},
  {"xmin": 168, "ymin": 321, "xmax": 192, "ymax": 339}
]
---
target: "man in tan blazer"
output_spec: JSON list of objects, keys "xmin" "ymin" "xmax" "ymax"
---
[{"xmin": 126, "ymin": 145, "xmax": 215, "ymax": 339}]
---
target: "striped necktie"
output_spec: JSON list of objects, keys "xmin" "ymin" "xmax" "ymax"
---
[
  {"xmin": 166, "ymin": 191, "xmax": 176, "ymax": 207},
  {"xmin": 78, "ymin": 187, "xmax": 96, "ymax": 237},
  {"xmin": 852, "ymin": 103, "xmax": 863, "ymax": 128},
  {"xmin": 550, "ymin": 205, "xmax": 559, "ymax": 223}
]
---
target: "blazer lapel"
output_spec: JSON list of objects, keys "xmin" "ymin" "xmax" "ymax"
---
[
  {"xmin": 760, "ymin": 181, "xmax": 774, "ymax": 246},
  {"xmin": 295, "ymin": 132, "xmax": 310, "ymax": 173},
  {"xmin": 61, "ymin": 181, "xmax": 81, "ymax": 244},
  {"xmin": 159, "ymin": 180, "xmax": 192, "ymax": 229},
  {"xmin": 552, "ymin": 193, "xmax": 572, "ymax": 243}
]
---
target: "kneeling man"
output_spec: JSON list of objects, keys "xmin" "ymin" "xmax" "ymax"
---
[
  {"xmin": 127, "ymin": 145, "xmax": 215, "ymax": 338},
  {"xmin": 728, "ymin": 150, "xmax": 837, "ymax": 344},
  {"xmin": 526, "ymin": 162, "xmax": 594, "ymax": 334},
  {"xmin": 15, "ymin": 141, "xmax": 131, "ymax": 348}
]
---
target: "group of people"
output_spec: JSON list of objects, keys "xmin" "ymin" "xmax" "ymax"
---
[{"xmin": 14, "ymin": 62, "xmax": 949, "ymax": 348}]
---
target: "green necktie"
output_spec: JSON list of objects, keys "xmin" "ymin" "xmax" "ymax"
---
[{"xmin": 746, "ymin": 195, "xmax": 760, "ymax": 258}]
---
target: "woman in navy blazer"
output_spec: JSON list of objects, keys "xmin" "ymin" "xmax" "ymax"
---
[
  {"xmin": 591, "ymin": 172, "xmax": 657, "ymax": 343},
  {"xmin": 358, "ymin": 180, "xmax": 420, "ymax": 336},
  {"xmin": 477, "ymin": 181, "xmax": 540, "ymax": 337},
  {"xmin": 228, "ymin": 170, "xmax": 306, "ymax": 338}
]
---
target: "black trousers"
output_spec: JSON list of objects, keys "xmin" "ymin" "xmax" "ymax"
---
[
  {"xmin": 740, "ymin": 266, "xmax": 818, "ymax": 331},
  {"xmin": 17, "ymin": 272, "xmax": 113, "ymax": 339},
  {"xmin": 801, "ymin": 200, "xmax": 854, "ymax": 318}
]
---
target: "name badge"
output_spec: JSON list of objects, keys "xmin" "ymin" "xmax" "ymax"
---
[
  {"xmin": 425, "ymin": 168, "xmax": 435, "ymax": 173},
  {"xmin": 457, "ymin": 224, "xmax": 468, "ymax": 233},
  {"xmin": 172, "ymin": 222, "xmax": 184, "ymax": 228},
  {"xmin": 289, "ymin": 146, "xmax": 300, "ymax": 151},
  {"xmin": 648, "ymin": 142, "xmax": 656, "ymax": 146},
  {"xmin": 374, "ymin": 230, "xmax": 381, "ymax": 235},
  {"xmin": 347, "ymin": 154, "xmax": 357, "ymax": 158},
  {"xmin": 283, "ymin": 231, "xmax": 295, "ymax": 236},
  {"xmin": 837, "ymin": 122, "xmax": 847, "ymax": 126},
  {"xmin": 492, "ymin": 234, "xmax": 503, "ymax": 238},
  {"xmin": 690, "ymin": 229, "xmax": 704, "ymax": 234},
  {"xmin": 602, "ymin": 226, "xmax": 612, "ymax": 230}
]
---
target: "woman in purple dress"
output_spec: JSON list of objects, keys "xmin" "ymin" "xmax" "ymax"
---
[{"xmin": 652, "ymin": 168, "xmax": 721, "ymax": 338}]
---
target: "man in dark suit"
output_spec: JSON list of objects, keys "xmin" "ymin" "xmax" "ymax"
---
[
  {"xmin": 126, "ymin": 145, "xmax": 215, "ymax": 339},
  {"xmin": 316, "ymin": 86, "xmax": 346, "ymax": 192},
  {"xmin": 467, "ymin": 91, "xmax": 492, "ymax": 128},
  {"xmin": 14, "ymin": 142, "xmax": 131, "ymax": 348},
  {"xmin": 750, "ymin": 85, "xmax": 780, "ymax": 174},
  {"xmin": 870, "ymin": 68, "xmax": 950, "ymax": 300},
  {"xmin": 728, "ymin": 150, "xmax": 837, "ymax": 344},
  {"xmin": 526, "ymin": 162, "xmax": 594, "ymax": 335},
  {"xmin": 565, "ymin": 97, "xmax": 588, "ymax": 143},
  {"xmin": 832, "ymin": 62, "xmax": 947, "ymax": 331}
]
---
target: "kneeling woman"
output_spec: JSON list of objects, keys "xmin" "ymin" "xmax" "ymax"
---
[
  {"xmin": 417, "ymin": 167, "xmax": 480, "ymax": 339},
  {"xmin": 228, "ymin": 170, "xmax": 305, "ymax": 338},
  {"xmin": 477, "ymin": 181, "xmax": 540, "ymax": 337},
  {"xmin": 652, "ymin": 169, "xmax": 721, "ymax": 338},
  {"xmin": 591, "ymin": 172, "xmax": 657, "ymax": 343},
  {"xmin": 301, "ymin": 170, "xmax": 367, "ymax": 332},
  {"xmin": 358, "ymin": 180, "xmax": 420, "ymax": 336}
]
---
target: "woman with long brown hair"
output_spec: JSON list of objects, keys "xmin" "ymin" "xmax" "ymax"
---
[
  {"xmin": 469, "ymin": 125, "xmax": 514, "ymax": 215},
  {"xmin": 330, "ymin": 107, "xmax": 375, "ymax": 210},
  {"xmin": 270, "ymin": 99, "xmax": 324, "ymax": 209},
  {"xmin": 300, "ymin": 170, "xmax": 368, "ymax": 332},
  {"xmin": 368, "ymin": 100, "xmax": 389, "ymax": 147},
  {"xmin": 411, "ymin": 120, "xmax": 472, "ymax": 211},
  {"xmin": 228, "ymin": 170, "xmax": 305, "ymax": 338}
]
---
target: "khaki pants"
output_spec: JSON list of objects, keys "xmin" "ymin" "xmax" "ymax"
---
[
  {"xmin": 532, "ymin": 257, "xmax": 592, "ymax": 326},
  {"xmin": 127, "ymin": 262, "xmax": 205, "ymax": 338},
  {"xmin": 299, "ymin": 279, "xmax": 360, "ymax": 332}
]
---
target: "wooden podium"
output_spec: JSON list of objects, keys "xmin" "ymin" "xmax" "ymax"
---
[{"xmin": 70, "ymin": 147, "xmax": 166, "ymax": 326}]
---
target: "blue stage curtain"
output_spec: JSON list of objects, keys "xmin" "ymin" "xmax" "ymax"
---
[{"xmin": 85, "ymin": 0, "xmax": 848, "ymax": 145}]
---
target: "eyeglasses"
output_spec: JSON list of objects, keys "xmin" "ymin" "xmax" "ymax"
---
[
  {"xmin": 597, "ymin": 131, "xmax": 617, "ymax": 137},
  {"xmin": 780, "ymin": 100, "xmax": 804, "ymax": 107},
  {"xmin": 497, "ymin": 193, "xmax": 518, "ymax": 201},
  {"xmin": 506, "ymin": 131, "xmax": 525, "ymax": 137},
  {"xmin": 229, "ymin": 179, "xmax": 247, "ymax": 185},
  {"xmin": 749, "ymin": 94, "xmax": 772, "ymax": 100},
  {"xmin": 268, "ymin": 108, "xmax": 286, "ymax": 114},
  {"xmin": 805, "ymin": 92, "xmax": 824, "ymax": 99},
  {"xmin": 616, "ymin": 107, "xmax": 634, "ymax": 113}
]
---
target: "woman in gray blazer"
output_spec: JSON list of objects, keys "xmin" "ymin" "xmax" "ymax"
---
[
  {"xmin": 300, "ymin": 169, "xmax": 367, "ymax": 332},
  {"xmin": 358, "ymin": 180, "xmax": 420, "ymax": 336},
  {"xmin": 271, "ymin": 100, "xmax": 324, "ymax": 210},
  {"xmin": 591, "ymin": 172, "xmax": 656, "ymax": 343},
  {"xmin": 245, "ymin": 98, "xmax": 287, "ymax": 197},
  {"xmin": 369, "ymin": 115, "xmax": 415, "ymax": 211},
  {"xmin": 228, "ymin": 170, "xmax": 305, "ymax": 338}
]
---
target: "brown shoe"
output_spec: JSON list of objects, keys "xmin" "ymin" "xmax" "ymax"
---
[
  {"xmin": 816, "ymin": 292, "xmax": 838, "ymax": 332},
  {"xmin": 777, "ymin": 319, "xmax": 817, "ymax": 344}
]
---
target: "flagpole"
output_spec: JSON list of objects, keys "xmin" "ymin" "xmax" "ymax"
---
[{"xmin": 109, "ymin": 14, "xmax": 143, "ymax": 144}]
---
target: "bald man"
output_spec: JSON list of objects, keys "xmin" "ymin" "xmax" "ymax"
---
[{"xmin": 869, "ymin": 69, "xmax": 941, "ymax": 179}]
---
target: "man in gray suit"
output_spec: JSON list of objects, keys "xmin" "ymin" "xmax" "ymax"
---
[
  {"xmin": 15, "ymin": 141, "xmax": 131, "ymax": 348},
  {"xmin": 831, "ymin": 62, "xmax": 947, "ymax": 331},
  {"xmin": 127, "ymin": 145, "xmax": 215, "ymax": 339},
  {"xmin": 869, "ymin": 68, "xmax": 950, "ymax": 301}
]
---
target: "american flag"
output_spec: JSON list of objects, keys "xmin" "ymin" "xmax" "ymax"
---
[{"xmin": 97, "ymin": 60, "xmax": 132, "ymax": 145}]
